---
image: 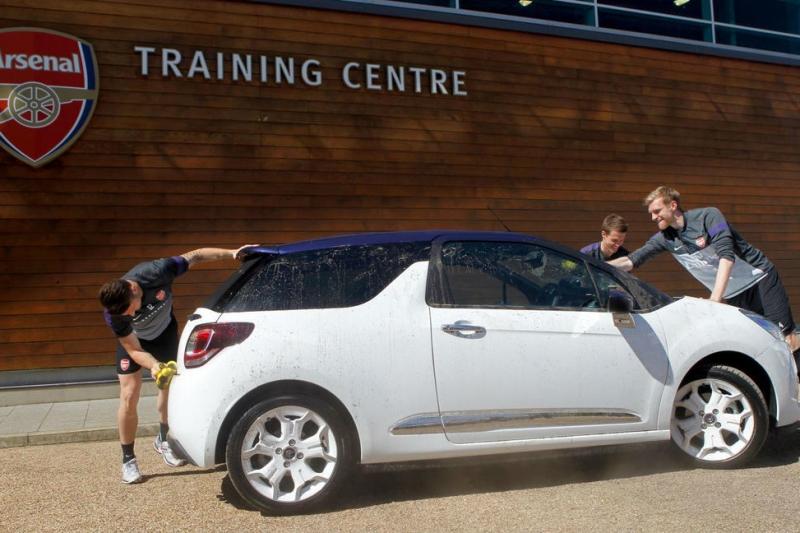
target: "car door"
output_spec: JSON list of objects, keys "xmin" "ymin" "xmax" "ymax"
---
[{"xmin": 428, "ymin": 239, "xmax": 669, "ymax": 444}]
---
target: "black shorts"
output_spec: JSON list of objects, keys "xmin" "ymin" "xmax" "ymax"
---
[
  {"xmin": 116, "ymin": 317, "xmax": 179, "ymax": 375},
  {"xmin": 727, "ymin": 268, "xmax": 795, "ymax": 335}
]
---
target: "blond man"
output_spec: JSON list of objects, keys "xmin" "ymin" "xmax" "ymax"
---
[{"xmin": 610, "ymin": 186, "xmax": 799, "ymax": 353}]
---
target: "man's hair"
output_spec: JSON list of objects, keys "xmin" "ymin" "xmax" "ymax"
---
[
  {"xmin": 644, "ymin": 186, "xmax": 681, "ymax": 208},
  {"xmin": 601, "ymin": 213, "xmax": 628, "ymax": 234},
  {"xmin": 99, "ymin": 279, "xmax": 132, "ymax": 315}
]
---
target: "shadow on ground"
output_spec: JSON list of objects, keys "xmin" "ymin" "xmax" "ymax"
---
[
  {"xmin": 753, "ymin": 427, "xmax": 800, "ymax": 467},
  {"xmin": 342, "ymin": 442, "xmax": 688, "ymax": 510},
  {"xmin": 143, "ymin": 464, "xmax": 226, "ymax": 482},
  {"xmin": 217, "ymin": 431, "xmax": 800, "ymax": 514}
]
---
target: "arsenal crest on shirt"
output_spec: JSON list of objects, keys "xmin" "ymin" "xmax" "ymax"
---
[{"xmin": 0, "ymin": 28, "xmax": 99, "ymax": 167}]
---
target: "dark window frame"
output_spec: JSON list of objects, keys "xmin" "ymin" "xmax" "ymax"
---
[
  {"xmin": 425, "ymin": 237, "xmax": 670, "ymax": 313},
  {"xmin": 426, "ymin": 238, "xmax": 606, "ymax": 312},
  {"xmin": 586, "ymin": 262, "xmax": 673, "ymax": 312}
]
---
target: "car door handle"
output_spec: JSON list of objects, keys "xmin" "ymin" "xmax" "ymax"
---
[{"xmin": 442, "ymin": 323, "xmax": 486, "ymax": 339}]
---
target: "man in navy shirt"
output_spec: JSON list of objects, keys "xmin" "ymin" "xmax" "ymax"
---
[
  {"xmin": 609, "ymin": 186, "xmax": 799, "ymax": 355},
  {"xmin": 580, "ymin": 213, "xmax": 630, "ymax": 261},
  {"xmin": 99, "ymin": 245, "xmax": 253, "ymax": 484}
]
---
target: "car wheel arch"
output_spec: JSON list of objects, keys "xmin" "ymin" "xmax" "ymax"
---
[
  {"xmin": 679, "ymin": 351, "xmax": 776, "ymax": 424},
  {"xmin": 214, "ymin": 379, "xmax": 361, "ymax": 465}
]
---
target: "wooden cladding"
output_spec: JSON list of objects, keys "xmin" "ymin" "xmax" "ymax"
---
[{"xmin": 2, "ymin": 0, "xmax": 800, "ymax": 371}]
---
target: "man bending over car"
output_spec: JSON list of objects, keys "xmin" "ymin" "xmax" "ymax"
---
[
  {"xmin": 608, "ymin": 185, "xmax": 800, "ymax": 357},
  {"xmin": 99, "ymin": 245, "xmax": 254, "ymax": 484}
]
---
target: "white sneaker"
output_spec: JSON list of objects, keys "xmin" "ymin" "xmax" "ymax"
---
[
  {"xmin": 121, "ymin": 458, "xmax": 142, "ymax": 484},
  {"xmin": 154, "ymin": 435, "xmax": 187, "ymax": 467}
]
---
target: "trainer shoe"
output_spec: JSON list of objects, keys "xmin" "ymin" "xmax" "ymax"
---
[
  {"xmin": 154, "ymin": 435, "xmax": 187, "ymax": 467},
  {"xmin": 121, "ymin": 458, "xmax": 142, "ymax": 484}
]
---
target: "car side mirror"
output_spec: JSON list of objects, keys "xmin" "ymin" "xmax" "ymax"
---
[{"xmin": 607, "ymin": 288, "xmax": 633, "ymax": 313}]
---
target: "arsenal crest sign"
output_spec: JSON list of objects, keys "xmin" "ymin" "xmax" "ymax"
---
[{"xmin": 0, "ymin": 28, "xmax": 98, "ymax": 167}]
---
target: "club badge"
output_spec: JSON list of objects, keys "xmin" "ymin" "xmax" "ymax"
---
[{"xmin": 0, "ymin": 28, "xmax": 99, "ymax": 167}]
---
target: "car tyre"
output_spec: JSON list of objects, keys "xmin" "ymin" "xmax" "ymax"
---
[
  {"xmin": 226, "ymin": 394, "xmax": 355, "ymax": 514},
  {"xmin": 671, "ymin": 365, "xmax": 768, "ymax": 468}
]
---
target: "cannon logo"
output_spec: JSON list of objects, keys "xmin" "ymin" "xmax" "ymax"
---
[{"xmin": 0, "ymin": 28, "xmax": 98, "ymax": 167}]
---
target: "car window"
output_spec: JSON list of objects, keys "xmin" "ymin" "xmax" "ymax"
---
[
  {"xmin": 589, "ymin": 265, "xmax": 635, "ymax": 309},
  {"xmin": 220, "ymin": 243, "xmax": 430, "ymax": 311},
  {"xmin": 614, "ymin": 268, "xmax": 673, "ymax": 311},
  {"xmin": 438, "ymin": 241, "xmax": 600, "ymax": 309},
  {"xmin": 588, "ymin": 265, "xmax": 673, "ymax": 312}
]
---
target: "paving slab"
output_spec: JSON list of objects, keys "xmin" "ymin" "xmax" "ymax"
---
[
  {"xmin": 83, "ymin": 398, "xmax": 119, "ymax": 429},
  {"xmin": 0, "ymin": 403, "xmax": 52, "ymax": 434},
  {"xmin": 0, "ymin": 392, "xmax": 162, "ymax": 449},
  {"xmin": 0, "ymin": 405, "xmax": 12, "ymax": 426},
  {"xmin": 138, "ymin": 396, "xmax": 160, "ymax": 422},
  {"xmin": 38, "ymin": 401, "xmax": 89, "ymax": 432}
]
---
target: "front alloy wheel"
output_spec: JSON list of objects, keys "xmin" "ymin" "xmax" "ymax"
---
[
  {"xmin": 226, "ymin": 395, "xmax": 354, "ymax": 514},
  {"xmin": 671, "ymin": 365, "xmax": 768, "ymax": 467}
]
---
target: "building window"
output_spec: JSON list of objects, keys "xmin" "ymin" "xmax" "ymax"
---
[
  {"xmin": 461, "ymin": 0, "xmax": 595, "ymax": 26},
  {"xmin": 714, "ymin": 0, "xmax": 800, "ymax": 35},
  {"xmin": 598, "ymin": 8, "xmax": 712, "ymax": 42},
  {"xmin": 716, "ymin": 26, "xmax": 800, "ymax": 55},
  {"xmin": 323, "ymin": 0, "xmax": 800, "ymax": 64},
  {"xmin": 390, "ymin": 0, "xmax": 454, "ymax": 6},
  {"xmin": 598, "ymin": 0, "xmax": 711, "ymax": 20}
]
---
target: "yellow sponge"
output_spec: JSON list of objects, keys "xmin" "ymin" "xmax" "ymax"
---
[{"xmin": 155, "ymin": 361, "xmax": 178, "ymax": 390}]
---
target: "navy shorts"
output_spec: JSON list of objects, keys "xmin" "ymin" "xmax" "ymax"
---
[
  {"xmin": 116, "ymin": 317, "xmax": 179, "ymax": 375},
  {"xmin": 727, "ymin": 268, "xmax": 795, "ymax": 335}
]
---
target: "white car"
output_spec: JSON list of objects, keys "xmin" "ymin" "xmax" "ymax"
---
[{"xmin": 168, "ymin": 231, "xmax": 800, "ymax": 514}]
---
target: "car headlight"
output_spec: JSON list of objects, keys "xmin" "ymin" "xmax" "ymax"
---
[{"xmin": 739, "ymin": 309, "xmax": 784, "ymax": 341}]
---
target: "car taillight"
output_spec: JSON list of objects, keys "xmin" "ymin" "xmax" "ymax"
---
[{"xmin": 184, "ymin": 322, "xmax": 254, "ymax": 368}]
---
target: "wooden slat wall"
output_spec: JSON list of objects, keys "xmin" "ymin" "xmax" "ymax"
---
[{"xmin": 2, "ymin": 0, "xmax": 800, "ymax": 371}]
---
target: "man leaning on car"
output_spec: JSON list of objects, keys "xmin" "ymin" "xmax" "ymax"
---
[
  {"xmin": 99, "ymin": 244, "xmax": 255, "ymax": 484},
  {"xmin": 608, "ymin": 185, "xmax": 800, "ymax": 360}
]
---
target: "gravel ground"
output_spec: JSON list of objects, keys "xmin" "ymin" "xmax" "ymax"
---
[{"xmin": 2, "ymin": 432, "xmax": 800, "ymax": 532}]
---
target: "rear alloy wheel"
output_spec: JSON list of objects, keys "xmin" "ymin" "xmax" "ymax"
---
[
  {"xmin": 671, "ymin": 365, "xmax": 768, "ymax": 467},
  {"xmin": 226, "ymin": 395, "xmax": 354, "ymax": 514}
]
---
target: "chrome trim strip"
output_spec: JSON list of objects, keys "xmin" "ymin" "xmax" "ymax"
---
[
  {"xmin": 390, "ymin": 413, "xmax": 444, "ymax": 435},
  {"xmin": 390, "ymin": 408, "xmax": 640, "ymax": 435}
]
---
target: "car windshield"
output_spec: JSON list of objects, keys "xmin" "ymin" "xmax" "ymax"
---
[{"xmin": 613, "ymin": 268, "xmax": 674, "ymax": 311}]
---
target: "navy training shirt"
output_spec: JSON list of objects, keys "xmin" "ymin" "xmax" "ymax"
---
[{"xmin": 580, "ymin": 242, "xmax": 630, "ymax": 262}]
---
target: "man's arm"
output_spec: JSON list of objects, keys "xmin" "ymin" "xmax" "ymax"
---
[
  {"xmin": 703, "ymin": 207, "xmax": 736, "ymax": 302},
  {"xmin": 704, "ymin": 208, "xmax": 735, "ymax": 262},
  {"xmin": 607, "ymin": 235, "xmax": 666, "ymax": 272},
  {"xmin": 710, "ymin": 257, "xmax": 734, "ymax": 302},
  {"xmin": 181, "ymin": 245, "xmax": 258, "ymax": 268},
  {"xmin": 607, "ymin": 256, "xmax": 634, "ymax": 271},
  {"xmin": 118, "ymin": 334, "xmax": 161, "ymax": 378}
]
